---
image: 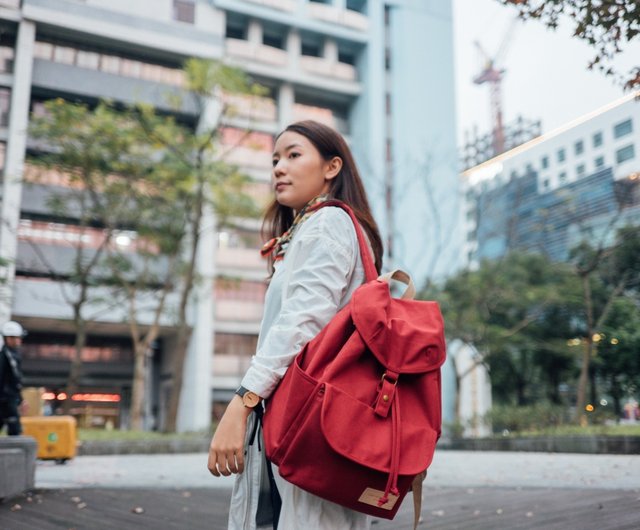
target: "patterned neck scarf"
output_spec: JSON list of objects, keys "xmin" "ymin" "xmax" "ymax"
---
[{"xmin": 261, "ymin": 194, "xmax": 330, "ymax": 262}]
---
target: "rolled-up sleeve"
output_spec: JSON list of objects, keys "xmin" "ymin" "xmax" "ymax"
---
[{"xmin": 240, "ymin": 216, "xmax": 355, "ymax": 399}]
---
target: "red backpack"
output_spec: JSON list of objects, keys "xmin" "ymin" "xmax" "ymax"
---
[{"xmin": 263, "ymin": 200, "xmax": 446, "ymax": 522}]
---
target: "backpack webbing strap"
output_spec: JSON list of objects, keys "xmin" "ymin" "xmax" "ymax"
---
[{"xmin": 412, "ymin": 471, "xmax": 426, "ymax": 529}]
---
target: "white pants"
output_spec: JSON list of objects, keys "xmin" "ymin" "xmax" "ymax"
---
[{"xmin": 272, "ymin": 466, "xmax": 371, "ymax": 530}]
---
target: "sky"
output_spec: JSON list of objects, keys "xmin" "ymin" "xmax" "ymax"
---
[{"xmin": 452, "ymin": 0, "xmax": 640, "ymax": 147}]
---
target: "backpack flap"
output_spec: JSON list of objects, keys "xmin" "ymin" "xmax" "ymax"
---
[{"xmin": 351, "ymin": 281, "xmax": 446, "ymax": 374}]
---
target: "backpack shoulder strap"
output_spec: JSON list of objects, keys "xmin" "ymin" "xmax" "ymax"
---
[{"xmin": 314, "ymin": 200, "xmax": 378, "ymax": 282}]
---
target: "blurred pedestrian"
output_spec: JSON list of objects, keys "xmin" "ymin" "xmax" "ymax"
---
[
  {"xmin": 0, "ymin": 320, "xmax": 26, "ymax": 435},
  {"xmin": 208, "ymin": 120, "xmax": 383, "ymax": 529}
]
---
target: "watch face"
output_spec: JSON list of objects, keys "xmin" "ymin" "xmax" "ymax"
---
[{"xmin": 243, "ymin": 392, "xmax": 260, "ymax": 408}]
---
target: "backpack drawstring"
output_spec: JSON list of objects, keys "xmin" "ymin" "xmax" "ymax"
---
[{"xmin": 378, "ymin": 391, "xmax": 401, "ymax": 506}]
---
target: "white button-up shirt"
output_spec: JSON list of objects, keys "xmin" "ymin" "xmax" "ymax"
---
[{"xmin": 241, "ymin": 206, "xmax": 367, "ymax": 398}]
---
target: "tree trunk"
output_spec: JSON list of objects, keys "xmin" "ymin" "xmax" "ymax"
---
[
  {"xmin": 610, "ymin": 374, "xmax": 622, "ymax": 419},
  {"xmin": 589, "ymin": 364, "xmax": 597, "ymax": 408},
  {"xmin": 163, "ymin": 324, "xmax": 191, "ymax": 432},
  {"xmin": 575, "ymin": 274, "xmax": 594, "ymax": 423},
  {"xmin": 129, "ymin": 342, "xmax": 147, "ymax": 431},
  {"xmin": 575, "ymin": 339, "xmax": 592, "ymax": 424},
  {"xmin": 64, "ymin": 307, "xmax": 86, "ymax": 415}
]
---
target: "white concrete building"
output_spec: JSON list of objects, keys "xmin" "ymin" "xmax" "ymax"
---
[{"xmin": 0, "ymin": 0, "xmax": 459, "ymax": 430}]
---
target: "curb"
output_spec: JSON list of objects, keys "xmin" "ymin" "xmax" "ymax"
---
[
  {"xmin": 439, "ymin": 435, "xmax": 640, "ymax": 455},
  {"xmin": 77, "ymin": 438, "xmax": 211, "ymax": 456}
]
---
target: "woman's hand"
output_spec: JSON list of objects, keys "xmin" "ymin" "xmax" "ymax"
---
[{"xmin": 208, "ymin": 395, "xmax": 253, "ymax": 477}]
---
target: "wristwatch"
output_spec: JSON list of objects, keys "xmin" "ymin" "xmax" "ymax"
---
[{"xmin": 235, "ymin": 386, "xmax": 261, "ymax": 408}]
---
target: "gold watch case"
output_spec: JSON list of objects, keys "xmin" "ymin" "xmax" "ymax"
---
[{"xmin": 242, "ymin": 391, "xmax": 260, "ymax": 408}]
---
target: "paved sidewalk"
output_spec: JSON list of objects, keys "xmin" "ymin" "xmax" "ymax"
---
[
  {"xmin": 33, "ymin": 450, "xmax": 640, "ymax": 490},
  {"xmin": 1, "ymin": 451, "xmax": 639, "ymax": 529}
]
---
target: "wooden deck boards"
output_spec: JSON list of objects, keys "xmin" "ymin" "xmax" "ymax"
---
[{"xmin": 2, "ymin": 486, "xmax": 639, "ymax": 529}]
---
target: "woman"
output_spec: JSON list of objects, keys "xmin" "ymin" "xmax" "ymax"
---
[{"xmin": 208, "ymin": 120, "xmax": 383, "ymax": 529}]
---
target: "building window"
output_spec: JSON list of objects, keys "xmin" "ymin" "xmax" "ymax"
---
[
  {"xmin": 576, "ymin": 164, "xmax": 585, "ymax": 177},
  {"xmin": 0, "ymin": 88, "xmax": 9, "ymax": 127},
  {"xmin": 594, "ymin": 156, "xmax": 605, "ymax": 168},
  {"xmin": 338, "ymin": 50, "xmax": 356, "ymax": 65},
  {"xmin": 613, "ymin": 118, "xmax": 633, "ymax": 139},
  {"xmin": 542, "ymin": 178, "xmax": 550, "ymax": 191},
  {"xmin": 347, "ymin": 0, "xmax": 367, "ymax": 13},
  {"xmin": 226, "ymin": 20, "xmax": 247, "ymax": 40},
  {"xmin": 173, "ymin": 0, "xmax": 195, "ymax": 24},
  {"xmin": 593, "ymin": 131, "xmax": 603, "ymax": 147},
  {"xmin": 616, "ymin": 144, "xmax": 635, "ymax": 164},
  {"xmin": 541, "ymin": 155, "xmax": 549, "ymax": 169},
  {"xmin": 557, "ymin": 148, "xmax": 566, "ymax": 163},
  {"xmin": 301, "ymin": 42, "xmax": 322, "ymax": 57},
  {"xmin": 0, "ymin": 40, "xmax": 14, "ymax": 74},
  {"xmin": 559, "ymin": 171, "xmax": 567, "ymax": 183},
  {"xmin": 263, "ymin": 32, "xmax": 285, "ymax": 50},
  {"xmin": 574, "ymin": 140, "xmax": 584, "ymax": 155}
]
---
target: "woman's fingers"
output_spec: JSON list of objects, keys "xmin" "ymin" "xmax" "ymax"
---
[
  {"xmin": 208, "ymin": 445, "xmax": 244, "ymax": 476},
  {"xmin": 235, "ymin": 448, "xmax": 245, "ymax": 474}
]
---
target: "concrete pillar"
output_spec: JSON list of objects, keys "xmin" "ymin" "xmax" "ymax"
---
[
  {"xmin": 278, "ymin": 83, "xmax": 294, "ymax": 130},
  {"xmin": 286, "ymin": 28, "xmax": 300, "ymax": 70},
  {"xmin": 334, "ymin": 0, "xmax": 347, "ymax": 10},
  {"xmin": 324, "ymin": 38, "xmax": 338, "ymax": 63},
  {"xmin": 247, "ymin": 18, "xmax": 262, "ymax": 46},
  {"xmin": 0, "ymin": 20, "xmax": 35, "ymax": 324},
  {"xmin": 176, "ymin": 95, "xmax": 220, "ymax": 432}
]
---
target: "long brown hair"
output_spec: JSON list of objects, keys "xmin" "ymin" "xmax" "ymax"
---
[{"xmin": 262, "ymin": 120, "xmax": 383, "ymax": 274}]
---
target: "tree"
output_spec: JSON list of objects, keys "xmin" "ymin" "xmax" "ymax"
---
[
  {"xmin": 131, "ymin": 58, "xmax": 262, "ymax": 432},
  {"xmin": 429, "ymin": 252, "xmax": 578, "ymax": 416},
  {"xmin": 28, "ymin": 59, "xmax": 263, "ymax": 430},
  {"xmin": 594, "ymin": 297, "xmax": 640, "ymax": 416},
  {"xmin": 569, "ymin": 224, "xmax": 640, "ymax": 422},
  {"xmin": 28, "ymin": 100, "xmax": 155, "ymax": 414},
  {"xmin": 500, "ymin": 0, "xmax": 640, "ymax": 89}
]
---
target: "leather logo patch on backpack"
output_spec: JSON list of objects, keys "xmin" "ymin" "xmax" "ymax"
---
[{"xmin": 358, "ymin": 488, "xmax": 399, "ymax": 510}]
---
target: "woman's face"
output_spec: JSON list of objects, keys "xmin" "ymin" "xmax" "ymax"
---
[{"xmin": 271, "ymin": 131, "xmax": 341, "ymax": 212}]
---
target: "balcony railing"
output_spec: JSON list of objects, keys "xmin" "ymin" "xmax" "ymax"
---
[
  {"xmin": 226, "ymin": 39, "xmax": 288, "ymax": 67},
  {"xmin": 33, "ymin": 41, "xmax": 186, "ymax": 87},
  {"xmin": 299, "ymin": 56, "xmax": 357, "ymax": 82},
  {"xmin": 223, "ymin": 92, "xmax": 277, "ymax": 123},
  {"xmin": 244, "ymin": 0, "xmax": 295, "ymax": 12},
  {"xmin": 212, "ymin": 354, "xmax": 252, "ymax": 377},
  {"xmin": 216, "ymin": 246, "xmax": 264, "ymax": 270},
  {"xmin": 216, "ymin": 299, "xmax": 264, "ymax": 321},
  {"xmin": 222, "ymin": 145, "xmax": 272, "ymax": 170},
  {"xmin": 0, "ymin": 0, "xmax": 20, "ymax": 9},
  {"xmin": 307, "ymin": 3, "xmax": 369, "ymax": 31}
]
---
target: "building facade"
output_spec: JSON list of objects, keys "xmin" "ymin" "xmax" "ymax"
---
[
  {"xmin": 461, "ymin": 93, "xmax": 640, "ymax": 269},
  {"xmin": 0, "ymin": 0, "xmax": 459, "ymax": 430}
]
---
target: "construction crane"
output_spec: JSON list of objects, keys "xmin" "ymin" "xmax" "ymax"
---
[{"xmin": 473, "ymin": 17, "xmax": 518, "ymax": 157}]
